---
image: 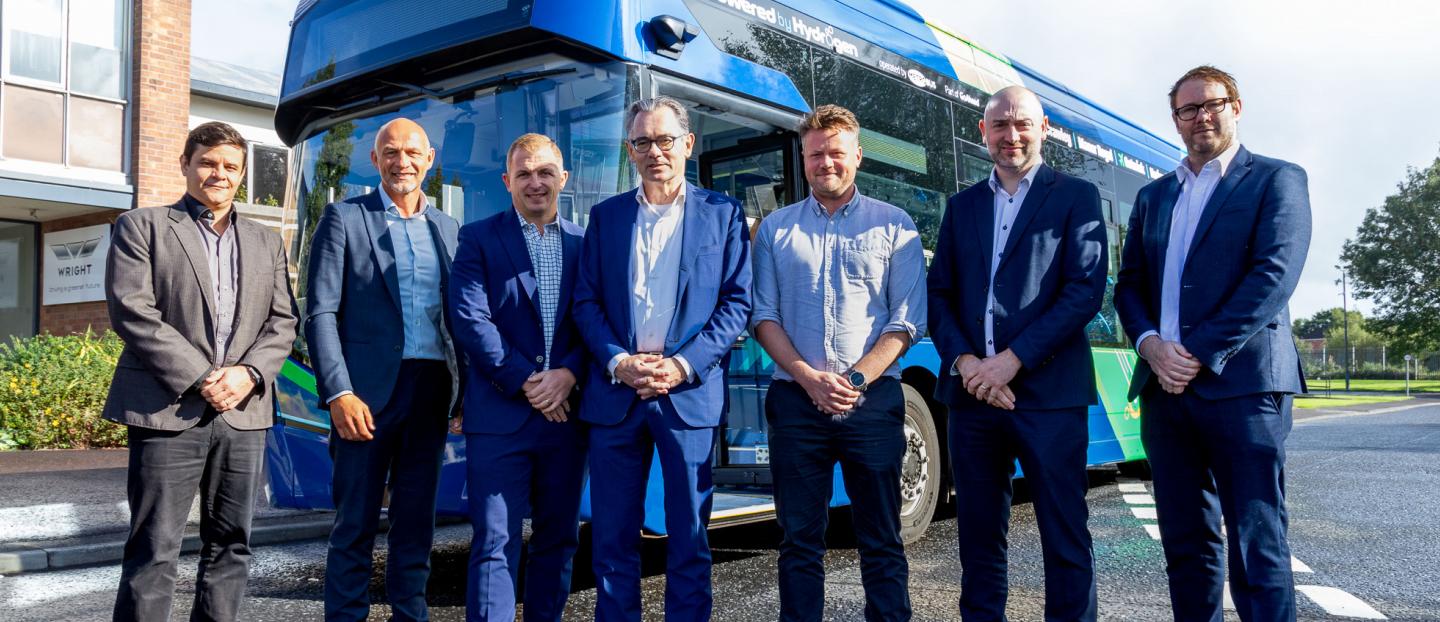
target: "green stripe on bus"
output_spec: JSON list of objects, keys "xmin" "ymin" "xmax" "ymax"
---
[
  {"xmin": 1093, "ymin": 347, "xmax": 1146, "ymax": 461},
  {"xmin": 280, "ymin": 359, "xmax": 317, "ymax": 395}
]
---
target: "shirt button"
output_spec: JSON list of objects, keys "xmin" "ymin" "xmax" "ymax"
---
[
  {"xmin": 988, "ymin": 339, "xmax": 993, "ymax": 344},
  {"xmin": 535, "ymin": 355, "xmax": 545, "ymax": 363},
  {"xmin": 1002, "ymin": 225, "xmax": 1008, "ymax": 230},
  {"xmin": 393, "ymin": 345, "xmax": 402, "ymax": 352}
]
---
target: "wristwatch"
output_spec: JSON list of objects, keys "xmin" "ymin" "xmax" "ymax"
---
[
  {"xmin": 244, "ymin": 365, "xmax": 263, "ymax": 386},
  {"xmin": 846, "ymin": 369, "xmax": 869, "ymax": 392}
]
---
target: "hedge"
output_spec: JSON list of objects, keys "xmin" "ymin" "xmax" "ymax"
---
[{"xmin": 0, "ymin": 330, "xmax": 127, "ymax": 450}]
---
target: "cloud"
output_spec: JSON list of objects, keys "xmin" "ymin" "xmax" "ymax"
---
[
  {"xmin": 914, "ymin": 0, "xmax": 1440, "ymax": 319},
  {"xmin": 191, "ymin": 0, "xmax": 293, "ymax": 74}
]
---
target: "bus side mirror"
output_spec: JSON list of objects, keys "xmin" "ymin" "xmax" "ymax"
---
[{"xmin": 648, "ymin": 15, "xmax": 699, "ymax": 60}]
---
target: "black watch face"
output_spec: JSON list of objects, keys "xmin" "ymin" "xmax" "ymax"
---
[{"xmin": 849, "ymin": 371, "xmax": 866, "ymax": 388}]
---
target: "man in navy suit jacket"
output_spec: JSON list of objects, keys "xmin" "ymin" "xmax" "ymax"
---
[
  {"xmin": 1115, "ymin": 66, "xmax": 1311, "ymax": 622},
  {"xmin": 448, "ymin": 134, "xmax": 588, "ymax": 622},
  {"xmin": 927, "ymin": 86, "xmax": 1107, "ymax": 621},
  {"xmin": 572, "ymin": 97, "xmax": 752, "ymax": 622},
  {"xmin": 305, "ymin": 118, "xmax": 463, "ymax": 622}
]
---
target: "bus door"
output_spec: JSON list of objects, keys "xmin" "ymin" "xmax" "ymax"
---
[{"xmin": 698, "ymin": 132, "xmax": 804, "ymax": 489}]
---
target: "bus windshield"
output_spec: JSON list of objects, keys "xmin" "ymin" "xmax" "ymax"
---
[{"xmin": 285, "ymin": 58, "xmax": 633, "ymax": 339}]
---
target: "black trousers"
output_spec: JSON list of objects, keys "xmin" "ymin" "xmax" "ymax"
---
[
  {"xmin": 113, "ymin": 413, "xmax": 267, "ymax": 622},
  {"xmin": 325, "ymin": 359, "xmax": 452, "ymax": 622}
]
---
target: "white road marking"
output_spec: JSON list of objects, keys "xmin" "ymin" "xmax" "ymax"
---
[
  {"xmin": 1297, "ymin": 585, "xmax": 1388, "ymax": 619},
  {"xmin": 1143, "ymin": 524, "xmax": 1162, "ymax": 540},
  {"xmin": 1123, "ymin": 494, "xmax": 1156, "ymax": 505},
  {"xmin": 1130, "ymin": 507, "xmax": 1158, "ymax": 520},
  {"xmin": 1, "ymin": 562, "xmax": 121, "ymax": 608},
  {"xmin": 1118, "ymin": 482, "xmax": 1148, "ymax": 493},
  {"xmin": 1296, "ymin": 401, "xmax": 1432, "ymax": 425},
  {"xmin": 1293, "ymin": 556, "xmax": 1313, "ymax": 573}
]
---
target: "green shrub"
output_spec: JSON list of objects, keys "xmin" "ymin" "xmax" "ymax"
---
[{"xmin": 0, "ymin": 330, "xmax": 127, "ymax": 449}]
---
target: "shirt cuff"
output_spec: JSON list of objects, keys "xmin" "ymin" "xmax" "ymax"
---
[
  {"xmin": 1135, "ymin": 331, "xmax": 1160, "ymax": 358},
  {"xmin": 325, "ymin": 390, "xmax": 354, "ymax": 404},
  {"xmin": 673, "ymin": 354, "xmax": 697, "ymax": 384},
  {"xmin": 881, "ymin": 320, "xmax": 919, "ymax": 343},
  {"xmin": 749, "ymin": 311, "xmax": 782, "ymax": 331},
  {"xmin": 949, "ymin": 356, "xmax": 963, "ymax": 376},
  {"xmin": 607, "ymin": 353, "xmax": 628, "ymax": 384}
]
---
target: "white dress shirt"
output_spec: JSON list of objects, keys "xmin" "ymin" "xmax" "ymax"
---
[
  {"xmin": 984, "ymin": 163, "xmax": 1042, "ymax": 357},
  {"xmin": 606, "ymin": 186, "xmax": 693, "ymax": 381},
  {"xmin": 1138, "ymin": 141, "xmax": 1241, "ymax": 353}
]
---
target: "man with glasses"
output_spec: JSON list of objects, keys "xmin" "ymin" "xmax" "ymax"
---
[
  {"xmin": 1115, "ymin": 66, "xmax": 1311, "ymax": 622},
  {"xmin": 752, "ymin": 104, "xmax": 926, "ymax": 621},
  {"xmin": 572, "ymin": 96, "xmax": 752, "ymax": 621}
]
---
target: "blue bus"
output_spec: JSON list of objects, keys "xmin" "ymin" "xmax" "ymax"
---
[{"xmin": 265, "ymin": 0, "xmax": 1183, "ymax": 543}]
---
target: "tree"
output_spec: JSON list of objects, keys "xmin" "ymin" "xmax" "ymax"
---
[{"xmin": 1340, "ymin": 150, "xmax": 1440, "ymax": 353}]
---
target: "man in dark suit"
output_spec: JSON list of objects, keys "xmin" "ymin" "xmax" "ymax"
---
[
  {"xmin": 448, "ymin": 133, "xmax": 588, "ymax": 622},
  {"xmin": 927, "ymin": 85, "xmax": 1107, "ymax": 621},
  {"xmin": 572, "ymin": 96, "xmax": 752, "ymax": 621},
  {"xmin": 305, "ymin": 117, "xmax": 463, "ymax": 622},
  {"xmin": 105, "ymin": 121, "xmax": 298, "ymax": 622},
  {"xmin": 1115, "ymin": 65, "xmax": 1311, "ymax": 622}
]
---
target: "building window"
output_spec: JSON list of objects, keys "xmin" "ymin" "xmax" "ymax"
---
[
  {"xmin": 0, "ymin": 220, "xmax": 38, "ymax": 341},
  {"xmin": 0, "ymin": 0, "xmax": 128, "ymax": 173},
  {"xmin": 234, "ymin": 143, "xmax": 290, "ymax": 208}
]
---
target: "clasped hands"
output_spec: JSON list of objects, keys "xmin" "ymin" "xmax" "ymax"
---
[
  {"xmin": 956, "ymin": 350, "xmax": 1022, "ymax": 410},
  {"xmin": 1138, "ymin": 337, "xmax": 1202, "ymax": 394},
  {"xmin": 199, "ymin": 366, "xmax": 255, "ymax": 413},
  {"xmin": 614, "ymin": 353, "xmax": 687, "ymax": 399},
  {"xmin": 796, "ymin": 366, "xmax": 861, "ymax": 416},
  {"xmin": 524, "ymin": 368, "xmax": 577, "ymax": 422}
]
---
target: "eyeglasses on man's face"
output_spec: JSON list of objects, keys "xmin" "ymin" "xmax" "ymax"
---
[
  {"xmin": 1173, "ymin": 97, "xmax": 1234, "ymax": 121},
  {"xmin": 628, "ymin": 135, "xmax": 683, "ymax": 152}
]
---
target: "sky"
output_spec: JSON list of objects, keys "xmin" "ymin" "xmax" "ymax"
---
[
  {"xmin": 914, "ymin": 0, "xmax": 1440, "ymax": 320},
  {"xmin": 191, "ymin": 0, "xmax": 1440, "ymax": 320}
]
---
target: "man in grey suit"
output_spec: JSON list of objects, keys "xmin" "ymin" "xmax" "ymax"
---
[
  {"xmin": 305, "ymin": 117, "xmax": 463, "ymax": 622},
  {"xmin": 104, "ymin": 121, "xmax": 299, "ymax": 622}
]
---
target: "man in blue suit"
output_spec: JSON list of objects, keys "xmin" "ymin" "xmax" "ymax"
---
[
  {"xmin": 927, "ymin": 85, "xmax": 1107, "ymax": 621},
  {"xmin": 1115, "ymin": 66, "xmax": 1311, "ymax": 622},
  {"xmin": 572, "ymin": 96, "xmax": 752, "ymax": 621},
  {"xmin": 448, "ymin": 133, "xmax": 588, "ymax": 622},
  {"xmin": 305, "ymin": 118, "xmax": 463, "ymax": 622}
]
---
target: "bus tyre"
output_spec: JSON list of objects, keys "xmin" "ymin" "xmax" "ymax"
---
[{"xmin": 899, "ymin": 384, "xmax": 941, "ymax": 544}]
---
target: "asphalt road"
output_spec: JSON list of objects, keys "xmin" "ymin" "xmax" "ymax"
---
[{"xmin": 4, "ymin": 402, "xmax": 1438, "ymax": 621}]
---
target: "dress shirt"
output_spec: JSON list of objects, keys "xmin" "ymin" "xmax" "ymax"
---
[
  {"xmin": 751, "ymin": 191, "xmax": 927, "ymax": 382},
  {"xmin": 984, "ymin": 163, "xmax": 1042, "ymax": 357},
  {"xmin": 380, "ymin": 189, "xmax": 447, "ymax": 361},
  {"xmin": 184, "ymin": 195, "xmax": 239, "ymax": 366},
  {"xmin": 1137, "ymin": 141, "xmax": 1241, "ymax": 353},
  {"xmin": 606, "ymin": 187, "xmax": 693, "ymax": 381},
  {"xmin": 518, "ymin": 209, "xmax": 564, "ymax": 370}
]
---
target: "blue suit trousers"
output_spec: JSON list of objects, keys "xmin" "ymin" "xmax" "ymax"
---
[{"xmin": 1141, "ymin": 386, "xmax": 1295, "ymax": 622}]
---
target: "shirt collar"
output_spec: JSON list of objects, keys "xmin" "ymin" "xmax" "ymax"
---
[
  {"xmin": 379, "ymin": 187, "xmax": 429, "ymax": 218},
  {"xmin": 1177, "ymin": 140, "xmax": 1241, "ymax": 184},
  {"xmin": 637, "ymin": 184, "xmax": 686, "ymax": 216},
  {"xmin": 516, "ymin": 208, "xmax": 560, "ymax": 230},
  {"xmin": 182, "ymin": 193, "xmax": 234, "ymax": 224},
  {"xmin": 806, "ymin": 188, "xmax": 863, "ymax": 217},
  {"xmin": 987, "ymin": 160, "xmax": 1044, "ymax": 196}
]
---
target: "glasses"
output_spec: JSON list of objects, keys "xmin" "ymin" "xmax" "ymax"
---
[
  {"xmin": 628, "ymin": 135, "xmax": 683, "ymax": 152},
  {"xmin": 1173, "ymin": 97, "xmax": 1234, "ymax": 121}
]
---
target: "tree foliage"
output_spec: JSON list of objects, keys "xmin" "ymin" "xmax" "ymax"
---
[{"xmin": 1341, "ymin": 151, "xmax": 1440, "ymax": 353}]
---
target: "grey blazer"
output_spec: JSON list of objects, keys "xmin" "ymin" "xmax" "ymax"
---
[{"xmin": 102, "ymin": 200, "xmax": 299, "ymax": 431}]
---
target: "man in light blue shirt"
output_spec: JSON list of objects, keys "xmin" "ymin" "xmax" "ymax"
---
[
  {"xmin": 751, "ymin": 104, "xmax": 926, "ymax": 621},
  {"xmin": 305, "ymin": 118, "xmax": 463, "ymax": 622}
]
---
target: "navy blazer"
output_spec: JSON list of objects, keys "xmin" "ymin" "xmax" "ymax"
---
[
  {"xmin": 447, "ymin": 209, "xmax": 586, "ymax": 435},
  {"xmin": 303, "ymin": 191, "xmax": 463, "ymax": 413},
  {"xmin": 1114, "ymin": 146, "xmax": 1310, "ymax": 401},
  {"xmin": 927, "ymin": 164, "xmax": 1108, "ymax": 410},
  {"xmin": 572, "ymin": 184, "xmax": 753, "ymax": 428}
]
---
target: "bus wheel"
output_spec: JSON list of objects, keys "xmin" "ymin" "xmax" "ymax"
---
[{"xmin": 899, "ymin": 384, "xmax": 941, "ymax": 544}]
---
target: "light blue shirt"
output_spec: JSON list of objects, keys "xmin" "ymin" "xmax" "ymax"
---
[
  {"xmin": 381, "ymin": 190, "xmax": 446, "ymax": 361},
  {"xmin": 985, "ymin": 163, "xmax": 1042, "ymax": 356},
  {"xmin": 518, "ymin": 210, "xmax": 563, "ymax": 370},
  {"xmin": 751, "ymin": 191, "xmax": 927, "ymax": 382},
  {"xmin": 1137, "ymin": 141, "xmax": 1240, "ymax": 352}
]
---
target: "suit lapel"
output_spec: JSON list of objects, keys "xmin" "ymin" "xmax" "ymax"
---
[
  {"xmin": 358, "ymin": 192, "xmax": 403, "ymax": 312},
  {"xmin": 1148, "ymin": 176, "xmax": 1182, "ymax": 292},
  {"xmin": 231, "ymin": 216, "xmax": 266, "ymax": 344},
  {"xmin": 614, "ymin": 190, "xmax": 639, "ymax": 351},
  {"xmin": 996, "ymin": 165, "xmax": 1055, "ymax": 273},
  {"xmin": 968, "ymin": 184, "xmax": 996, "ymax": 278},
  {"xmin": 1184, "ymin": 146, "xmax": 1253, "ymax": 261},
  {"xmin": 557, "ymin": 221, "xmax": 582, "ymax": 326},
  {"xmin": 166, "ymin": 203, "xmax": 216, "ymax": 321},
  {"xmin": 497, "ymin": 209, "xmax": 540, "ymax": 314},
  {"xmin": 672, "ymin": 185, "xmax": 704, "ymax": 317}
]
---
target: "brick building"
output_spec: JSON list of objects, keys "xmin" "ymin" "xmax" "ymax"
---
[{"xmin": 0, "ymin": 0, "xmax": 287, "ymax": 340}]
